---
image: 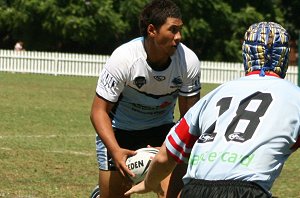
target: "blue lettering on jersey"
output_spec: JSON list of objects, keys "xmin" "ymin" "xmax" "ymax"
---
[{"xmin": 101, "ymin": 69, "xmax": 118, "ymax": 88}]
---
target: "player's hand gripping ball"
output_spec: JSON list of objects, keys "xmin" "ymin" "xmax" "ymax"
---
[{"xmin": 126, "ymin": 147, "xmax": 159, "ymax": 184}]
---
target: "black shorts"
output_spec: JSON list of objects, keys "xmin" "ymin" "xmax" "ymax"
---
[
  {"xmin": 96, "ymin": 123, "xmax": 174, "ymax": 170},
  {"xmin": 180, "ymin": 179, "xmax": 271, "ymax": 198},
  {"xmin": 114, "ymin": 123, "xmax": 175, "ymax": 150}
]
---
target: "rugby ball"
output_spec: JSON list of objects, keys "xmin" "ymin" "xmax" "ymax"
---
[{"xmin": 126, "ymin": 147, "xmax": 159, "ymax": 184}]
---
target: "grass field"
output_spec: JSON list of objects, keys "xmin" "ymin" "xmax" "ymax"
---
[{"xmin": 0, "ymin": 72, "xmax": 299, "ymax": 198}]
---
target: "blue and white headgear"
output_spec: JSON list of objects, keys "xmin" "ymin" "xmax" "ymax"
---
[{"xmin": 242, "ymin": 22, "xmax": 290, "ymax": 78}]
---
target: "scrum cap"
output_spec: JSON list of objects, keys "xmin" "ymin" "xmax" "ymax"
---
[{"xmin": 242, "ymin": 22, "xmax": 290, "ymax": 78}]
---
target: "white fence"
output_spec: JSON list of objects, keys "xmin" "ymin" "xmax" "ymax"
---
[
  {"xmin": 201, "ymin": 61, "xmax": 298, "ymax": 85},
  {"xmin": 0, "ymin": 50, "xmax": 109, "ymax": 77},
  {"xmin": 0, "ymin": 49, "xmax": 298, "ymax": 85}
]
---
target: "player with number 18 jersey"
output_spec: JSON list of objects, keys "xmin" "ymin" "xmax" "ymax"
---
[{"xmin": 166, "ymin": 73, "xmax": 300, "ymax": 194}]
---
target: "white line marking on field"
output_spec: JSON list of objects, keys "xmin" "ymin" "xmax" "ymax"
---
[
  {"xmin": 47, "ymin": 150, "xmax": 94, "ymax": 156},
  {"xmin": 0, "ymin": 146, "xmax": 94, "ymax": 156},
  {"xmin": 0, "ymin": 134, "xmax": 95, "ymax": 138},
  {"xmin": 0, "ymin": 147, "xmax": 12, "ymax": 151}
]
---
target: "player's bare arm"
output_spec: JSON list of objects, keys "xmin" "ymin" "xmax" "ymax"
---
[
  {"xmin": 178, "ymin": 93, "xmax": 200, "ymax": 117},
  {"xmin": 90, "ymin": 96, "xmax": 135, "ymax": 177}
]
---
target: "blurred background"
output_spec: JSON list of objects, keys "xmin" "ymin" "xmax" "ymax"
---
[{"xmin": 0, "ymin": 0, "xmax": 299, "ymax": 64}]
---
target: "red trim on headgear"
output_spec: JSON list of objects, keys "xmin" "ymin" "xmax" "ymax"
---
[{"xmin": 246, "ymin": 71, "xmax": 280, "ymax": 78}]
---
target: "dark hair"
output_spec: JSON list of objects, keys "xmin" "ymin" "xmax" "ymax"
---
[{"xmin": 139, "ymin": 0, "xmax": 182, "ymax": 37}]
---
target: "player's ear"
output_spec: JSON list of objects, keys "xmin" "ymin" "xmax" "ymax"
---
[{"xmin": 147, "ymin": 24, "xmax": 157, "ymax": 37}]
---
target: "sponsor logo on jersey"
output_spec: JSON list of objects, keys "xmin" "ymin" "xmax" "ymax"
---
[
  {"xmin": 170, "ymin": 76, "xmax": 183, "ymax": 88},
  {"xmin": 100, "ymin": 69, "xmax": 118, "ymax": 88},
  {"xmin": 189, "ymin": 152, "xmax": 254, "ymax": 167},
  {"xmin": 227, "ymin": 132, "xmax": 245, "ymax": 142},
  {"xmin": 153, "ymin": 76, "xmax": 166, "ymax": 81},
  {"xmin": 134, "ymin": 76, "xmax": 146, "ymax": 89},
  {"xmin": 198, "ymin": 133, "xmax": 216, "ymax": 143}
]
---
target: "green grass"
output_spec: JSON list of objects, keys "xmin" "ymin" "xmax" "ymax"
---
[
  {"xmin": 0, "ymin": 72, "xmax": 299, "ymax": 198},
  {"xmin": 0, "ymin": 72, "xmax": 97, "ymax": 197}
]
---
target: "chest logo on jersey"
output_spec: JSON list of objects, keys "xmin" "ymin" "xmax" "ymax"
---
[
  {"xmin": 153, "ymin": 76, "xmax": 166, "ymax": 81},
  {"xmin": 134, "ymin": 76, "xmax": 146, "ymax": 89},
  {"xmin": 198, "ymin": 133, "xmax": 216, "ymax": 143},
  {"xmin": 170, "ymin": 76, "xmax": 183, "ymax": 88}
]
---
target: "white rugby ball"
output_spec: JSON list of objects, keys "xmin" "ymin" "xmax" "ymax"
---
[{"xmin": 126, "ymin": 147, "xmax": 159, "ymax": 184}]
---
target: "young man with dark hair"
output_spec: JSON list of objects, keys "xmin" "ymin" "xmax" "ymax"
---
[{"xmin": 90, "ymin": 0, "xmax": 201, "ymax": 197}]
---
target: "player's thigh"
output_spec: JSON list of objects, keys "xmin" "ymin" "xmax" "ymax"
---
[{"xmin": 98, "ymin": 170, "xmax": 132, "ymax": 198}]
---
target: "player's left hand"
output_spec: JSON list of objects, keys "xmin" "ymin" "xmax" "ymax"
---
[
  {"xmin": 124, "ymin": 181, "xmax": 163, "ymax": 196},
  {"xmin": 124, "ymin": 181, "xmax": 148, "ymax": 196}
]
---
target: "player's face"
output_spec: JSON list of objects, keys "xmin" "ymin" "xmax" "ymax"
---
[{"xmin": 154, "ymin": 17, "xmax": 183, "ymax": 57}]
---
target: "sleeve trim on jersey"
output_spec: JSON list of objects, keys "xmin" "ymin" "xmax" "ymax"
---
[
  {"xmin": 167, "ymin": 135, "xmax": 191, "ymax": 159},
  {"xmin": 175, "ymin": 118, "xmax": 198, "ymax": 148},
  {"xmin": 166, "ymin": 139, "xmax": 186, "ymax": 163},
  {"xmin": 96, "ymin": 92, "xmax": 116, "ymax": 104},
  {"xmin": 166, "ymin": 118, "xmax": 199, "ymax": 163},
  {"xmin": 166, "ymin": 147, "xmax": 183, "ymax": 163},
  {"xmin": 291, "ymin": 135, "xmax": 300, "ymax": 150},
  {"xmin": 179, "ymin": 87, "xmax": 201, "ymax": 96}
]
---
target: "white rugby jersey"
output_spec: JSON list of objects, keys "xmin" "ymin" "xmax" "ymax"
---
[
  {"xmin": 96, "ymin": 37, "xmax": 201, "ymax": 130},
  {"xmin": 166, "ymin": 73, "xmax": 300, "ymax": 194}
]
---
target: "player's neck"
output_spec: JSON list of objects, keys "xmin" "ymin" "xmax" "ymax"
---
[{"xmin": 143, "ymin": 38, "xmax": 171, "ymax": 71}]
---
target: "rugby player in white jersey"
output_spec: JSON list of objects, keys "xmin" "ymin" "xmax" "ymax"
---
[
  {"xmin": 125, "ymin": 22, "xmax": 300, "ymax": 198},
  {"xmin": 90, "ymin": 0, "xmax": 201, "ymax": 197}
]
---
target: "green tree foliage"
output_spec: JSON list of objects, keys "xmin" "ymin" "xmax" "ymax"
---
[
  {"xmin": 0, "ymin": 0, "xmax": 129, "ymax": 53},
  {"xmin": 117, "ymin": 0, "xmax": 149, "ymax": 38},
  {"xmin": 281, "ymin": 0, "xmax": 300, "ymax": 38},
  {"xmin": 0, "ymin": 0, "xmax": 29, "ymax": 48},
  {"xmin": 176, "ymin": 0, "xmax": 282, "ymax": 62},
  {"xmin": 39, "ymin": 0, "xmax": 129, "ymax": 53},
  {"xmin": 0, "ymin": 0, "xmax": 296, "ymax": 61}
]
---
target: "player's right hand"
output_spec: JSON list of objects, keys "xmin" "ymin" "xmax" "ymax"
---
[{"xmin": 112, "ymin": 148, "xmax": 136, "ymax": 177}]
